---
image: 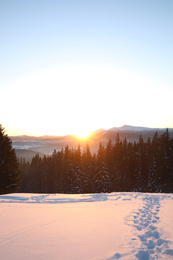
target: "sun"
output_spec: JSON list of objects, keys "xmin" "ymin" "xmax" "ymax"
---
[
  {"xmin": 75, "ymin": 131, "xmax": 90, "ymax": 139},
  {"xmin": 73, "ymin": 128, "xmax": 93, "ymax": 139}
]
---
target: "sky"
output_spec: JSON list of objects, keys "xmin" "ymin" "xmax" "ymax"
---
[{"xmin": 0, "ymin": 0, "xmax": 173, "ymax": 137}]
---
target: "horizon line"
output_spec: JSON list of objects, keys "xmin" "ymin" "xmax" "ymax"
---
[{"xmin": 8, "ymin": 125, "xmax": 173, "ymax": 137}]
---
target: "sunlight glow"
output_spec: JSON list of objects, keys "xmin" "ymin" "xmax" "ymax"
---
[
  {"xmin": 1, "ymin": 0, "xmax": 173, "ymax": 137},
  {"xmin": 74, "ymin": 131, "xmax": 91, "ymax": 139},
  {"xmin": 1, "ymin": 63, "xmax": 173, "ymax": 136}
]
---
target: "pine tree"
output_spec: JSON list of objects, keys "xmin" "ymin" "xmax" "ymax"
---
[
  {"xmin": 145, "ymin": 137, "xmax": 153, "ymax": 191},
  {"xmin": 106, "ymin": 139, "xmax": 114, "ymax": 183},
  {"xmin": 136, "ymin": 135, "xmax": 148, "ymax": 191},
  {"xmin": 94, "ymin": 143, "xmax": 111, "ymax": 193},
  {"xmin": 151, "ymin": 132, "xmax": 159, "ymax": 191},
  {"xmin": 0, "ymin": 124, "xmax": 20, "ymax": 194},
  {"xmin": 82, "ymin": 143, "xmax": 93, "ymax": 193},
  {"xmin": 63, "ymin": 145, "xmax": 71, "ymax": 193},
  {"xmin": 19, "ymin": 158, "xmax": 30, "ymax": 192},
  {"xmin": 69, "ymin": 145, "xmax": 82, "ymax": 193},
  {"xmin": 51, "ymin": 149, "xmax": 64, "ymax": 193},
  {"xmin": 112, "ymin": 134, "xmax": 123, "ymax": 191},
  {"xmin": 158, "ymin": 130, "xmax": 173, "ymax": 192},
  {"xmin": 30, "ymin": 153, "xmax": 42, "ymax": 192}
]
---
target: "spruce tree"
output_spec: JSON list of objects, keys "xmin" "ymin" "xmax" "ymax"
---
[
  {"xmin": 94, "ymin": 143, "xmax": 111, "ymax": 193},
  {"xmin": 30, "ymin": 153, "xmax": 42, "ymax": 192},
  {"xmin": 0, "ymin": 124, "xmax": 20, "ymax": 194},
  {"xmin": 82, "ymin": 143, "xmax": 93, "ymax": 193}
]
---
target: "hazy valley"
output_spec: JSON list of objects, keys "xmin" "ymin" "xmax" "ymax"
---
[{"xmin": 11, "ymin": 125, "xmax": 173, "ymax": 162}]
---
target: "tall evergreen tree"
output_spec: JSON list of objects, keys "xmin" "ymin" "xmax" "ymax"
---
[
  {"xmin": 0, "ymin": 124, "xmax": 20, "ymax": 194},
  {"xmin": 82, "ymin": 143, "xmax": 93, "ymax": 193},
  {"xmin": 51, "ymin": 149, "xmax": 63, "ymax": 193},
  {"xmin": 112, "ymin": 134, "xmax": 123, "ymax": 191},
  {"xmin": 63, "ymin": 145, "xmax": 73, "ymax": 193},
  {"xmin": 70, "ymin": 145, "xmax": 83, "ymax": 193},
  {"xmin": 94, "ymin": 143, "xmax": 111, "ymax": 193},
  {"xmin": 30, "ymin": 153, "xmax": 42, "ymax": 192},
  {"xmin": 106, "ymin": 139, "xmax": 114, "ymax": 182},
  {"xmin": 137, "ymin": 135, "xmax": 148, "ymax": 191}
]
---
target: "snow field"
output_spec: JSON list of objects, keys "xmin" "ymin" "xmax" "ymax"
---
[{"xmin": 0, "ymin": 192, "xmax": 173, "ymax": 260}]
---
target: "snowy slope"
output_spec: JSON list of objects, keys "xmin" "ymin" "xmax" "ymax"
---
[{"xmin": 0, "ymin": 192, "xmax": 173, "ymax": 260}]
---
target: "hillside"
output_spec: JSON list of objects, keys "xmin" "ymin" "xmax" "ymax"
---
[{"xmin": 15, "ymin": 149, "xmax": 45, "ymax": 162}]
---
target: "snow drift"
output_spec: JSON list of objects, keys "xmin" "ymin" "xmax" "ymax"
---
[{"xmin": 0, "ymin": 192, "xmax": 173, "ymax": 260}]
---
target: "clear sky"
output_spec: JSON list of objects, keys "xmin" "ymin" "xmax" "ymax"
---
[{"xmin": 0, "ymin": 0, "xmax": 173, "ymax": 137}]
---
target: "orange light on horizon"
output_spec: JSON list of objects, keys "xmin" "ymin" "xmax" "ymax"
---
[{"xmin": 74, "ymin": 132, "xmax": 91, "ymax": 140}]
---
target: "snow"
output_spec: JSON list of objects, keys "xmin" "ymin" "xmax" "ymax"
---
[{"xmin": 0, "ymin": 192, "xmax": 173, "ymax": 260}]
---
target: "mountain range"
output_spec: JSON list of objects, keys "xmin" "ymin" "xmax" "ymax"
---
[{"xmin": 11, "ymin": 125, "xmax": 173, "ymax": 161}]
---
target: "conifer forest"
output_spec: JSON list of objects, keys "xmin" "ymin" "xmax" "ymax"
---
[{"xmin": 19, "ymin": 130, "xmax": 173, "ymax": 194}]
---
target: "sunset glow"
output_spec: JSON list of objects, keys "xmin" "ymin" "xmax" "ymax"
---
[
  {"xmin": 0, "ymin": 1, "xmax": 173, "ymax": 136},
  {"xmin": 75, "ymin": 132, "xmax": 90, "ymax": 140}
]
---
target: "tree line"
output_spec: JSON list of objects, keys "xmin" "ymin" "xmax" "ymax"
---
[{"xmin": 19, "ymin": 129, "xmax": 173, "ymax": 194}]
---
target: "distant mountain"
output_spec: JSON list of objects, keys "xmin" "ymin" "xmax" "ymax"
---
[
  {"xmin": 11, "ymin": 125, "xmax": 173, "ymax": 161},
  {"xmin": 102, "ymin": 125, "xmax": 173, "ymax": 144},
  {"xmin": 109, "ymin": 125, "xmax": 171, "ymax": 132}
]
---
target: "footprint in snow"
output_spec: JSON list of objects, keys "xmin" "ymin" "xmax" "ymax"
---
[
  {"xmin": 135, "ymin": 250, "xmax": 150, "ymax": 260},
  {"xmin": 103, "ymin": 252, "xmax": 122, "ymax": 260},
  {"xmin": 127, "ymin": 194, "xmax": 173, "ymax": 259}
]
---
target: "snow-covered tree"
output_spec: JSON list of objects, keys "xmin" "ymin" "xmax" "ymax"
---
[
  {"xmin": 94, "ymin": 143, "xmax": 111, "ymax": 193},
  {"xmin": 0, "ymin": 124, "xmax": 20, "ymax": 194}
]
